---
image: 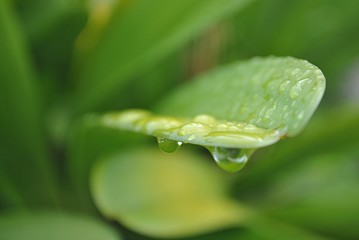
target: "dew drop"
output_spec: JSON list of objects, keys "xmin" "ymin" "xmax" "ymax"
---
[
  {"xmin": 296, "ymin": 110, "xmax": 304, "ymax": 120},
  {"xmin": 291, "ymin": 68, "xmax": 301, "ymax": 77},
  {"xmin": 290, "ymin": 85, "xmax": 302, "ymax": 99},
  {"xmin": 279, "ymin": 80, "xmax": 290, "ymax": 93},
  {"xmin": 157, "ymin": 137, "xmax": 182, "ymax": 153},
  {"xmin": 208, "ymin": 147, "xmax": 255, "ymax": 172},
  {"xmin": 264, "ymin": 108, "xmax": 275, "ymax": 120},
  {"xmin": 188, "ymin": 134, "xmax": 196, "ymax": 141},
  {"xmin": 216, "ymin": 124, "xmax": 228, "ymax": 131},
  {"xmin": 178, "ymin": 123, "xmax": 209, "ymax": 136}
]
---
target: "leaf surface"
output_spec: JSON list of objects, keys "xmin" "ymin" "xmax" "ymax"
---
[{"xmin": 101, "ymin": 57, "xmax": 325, "ymax": 149}]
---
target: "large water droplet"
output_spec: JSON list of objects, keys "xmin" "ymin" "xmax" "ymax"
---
[
  {"xmin": 208, "ymin": 147, "xmax": 255, "ymax": 172},
  {"xmin": 157, "ymin": 137, "xmax": 182, "ymax": 153}
]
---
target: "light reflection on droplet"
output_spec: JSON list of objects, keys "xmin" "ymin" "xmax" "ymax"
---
[
  {"xmin": 208, "ymin": 147, "xmax": 256, "ymax": 172},
  {"xmin": 157, "ymin": 137, "xmax": 182, "ymax": 153}
]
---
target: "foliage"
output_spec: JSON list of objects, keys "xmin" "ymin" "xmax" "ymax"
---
[{"xmin": 1, "ymin": 0, "xmax": 359, "ymax": 239}]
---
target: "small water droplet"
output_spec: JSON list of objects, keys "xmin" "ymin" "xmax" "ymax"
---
[
  {"xmin": 291, "ymin": 68, "xmax": 301, "ymax": 77},
  {"xmin": 208, "ymin": 147, "xmax": 255, "ymax": 172},
  {"xmin": 243, "ymin": 124, "xmax": 257, "ymax": 131},
  {"xmin": 290, "ymin": 85, "xmax": 302, "ymax": 99},
  {"xmin": 188, "ymin": 134, "xmax": 196, "ymax": 141},
  {"xmin": 264, "ymin": 108, "xmax": 275, "ymax": 120},
  {"xmin": 228, "ymin": 125, "xmax": 240, "ymax": 131},
  {"xmin": 216, "ymin": 124, "xmax": 228, "ymax": 131},
  {"xmin": 292, "ymin": 122, "xmax": 300, "ymax": 129},
  {"xmin": 279, "ymin": 81, "xmax": 290, "ymax": 93},
  {"xmin": 157, "ymin": 137, "xmax": 182, "ymax": 153},
  {"xmin": 296, "ymin": 110, "xmax": 304, "ymax": 120},
  {"xmin": 178, "ymin": 123, "xmax": 209, "ymax": 136}
]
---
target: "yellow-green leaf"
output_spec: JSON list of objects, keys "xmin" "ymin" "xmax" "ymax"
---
[{"xmin": 91, "ymin": 148, "xmax": 246, "ymax": 238}]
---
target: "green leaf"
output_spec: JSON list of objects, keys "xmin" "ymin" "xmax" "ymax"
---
[
  {"xmin": 226, "ymin": 0, "xmax": 359, "ymax": 97},
  {"xmin": 260, "ymin": 151, "xmax": 359, "ymax": 239},
  {"xmin": 157, "ymin": 56, "xmax": 325, "ymax": 136},
  {"xmin": 0, "ymin": 211, "xmax": 121, "ymax": 240},
  {"xmin": 0, "ymin": 0, "xmax": 57, "ymax": 207},
  {"xmin": 18, "ymin": 0, "xmax": 87, "ymax": 96},
  {"xmin": 100, "ymin": 57, "xmax": 325, "ymax": 150},
  {"xmin": 14, "ymin": 0, "xmax": 85, "ymax": 42},
  {"xmin": 91, "ymin": 148, "xmax": 246, "ymax": 238},
  {"xmin": 74, "ymin": 0, "xmax": 253, "ymax": 113}
]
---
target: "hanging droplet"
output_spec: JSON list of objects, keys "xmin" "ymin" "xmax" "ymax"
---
[
  {"xmin": 157, "ymin": 137, "xmax": 182, "ymax": 153},
  {"xmin": 208, "ymin": 147, "xmax": 255, "ymax": 172}
]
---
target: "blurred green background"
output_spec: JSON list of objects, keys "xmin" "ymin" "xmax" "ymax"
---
[{"xmin": 0, "ymin": 0, "xmax": 359, "ymax": 239}]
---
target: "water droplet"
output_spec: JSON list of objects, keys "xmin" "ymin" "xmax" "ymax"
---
[
  {"xmin": 216, "ymin": 124, "xmax": 228, "ymax": 131},
  {"xmin": 264, "ymin": 108, "xmax": 275, "ymax": 120},
  {"xmin": 291, "ymin": 68, "xmax": 301, "ymax": 77},
  {"xmin": 178, "ymin": 123, "xmax": 209, "ymax": 136},
  {"xmin": 188, "ymin": 134, "xmax": 196, "ymax": 141},
  {"xmin": 290, "ymin": 85, "xmax": 302, "ymax": 99},
  {"xmin": 228, "ymin": 125, "xmax": 240, "ymax": 131},
  {"xmin": 298, "ymin": 78, "xmax": 311, "ymax": 87},
  {"xmin": 296, "ymin": 110, "xmax": 304, "ymax": 120},
  {"xmin": 157, "ymin": 137, "xmax": 182, "ymax": 153},
  {"xmin": 279, "ymin": 81, "xmax": 290, "ymax": 93},
  {"xmin": 244, "ymin": 124, "xmax": 257, "ymax": 131},
  {"xmin": 208, "ymin": 147, "xmax": 255, "ymax": 172}
]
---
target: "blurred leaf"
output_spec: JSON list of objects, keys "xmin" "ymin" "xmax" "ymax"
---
[
  {"xmin": 182, "ymin": 221, "xmax": 332, "ymax": 240},
  {"xmin": 90, "ymin": 145, "xmax": 331, "ymax": 239},
  {"xmin": 14, "ymin": 0, "xmax": 85, "ymax": 41},
  {"xmin": 118, "ymin": 51, "xmax": 187, "ymax": 110},
  {"xmin": 91, "ymin": 148, "xmax": 246, "ymax": 238},
  {"xmin": 241, "ymin": 216, "xmax": 334, "ymax": 240},
  {"xmin": 100, "ymin": 57, "xmax": 325, "ymax": 150},
  {"xmin": 0, "ymin": 211, "xmax": 121, "ymax": 240},
  {"xmin": 0, "ymin": 0, "xmax": 57, "ymax": 207},
  {"xmin": 256, "ymin": 151, "xmax": 359, "ymax": 239},
  {"xmin": 226, "ymin": 0, "xmax": 359, "ymax": 98},
  {"xmin": 74, "ymin": 0, "xmax": 254, "ymax": 113},
  {"xmin": 14, "ymin": 0, "xmax": 87, "ymax": 107},
  {"xmin": 67, "ymin": 115, "xmax": 147, "ymax": 210}
]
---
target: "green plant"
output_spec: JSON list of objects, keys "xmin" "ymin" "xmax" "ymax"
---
[{"xmin": 1, "ymin": 0, "xmax": 359, "ymax": 239}]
